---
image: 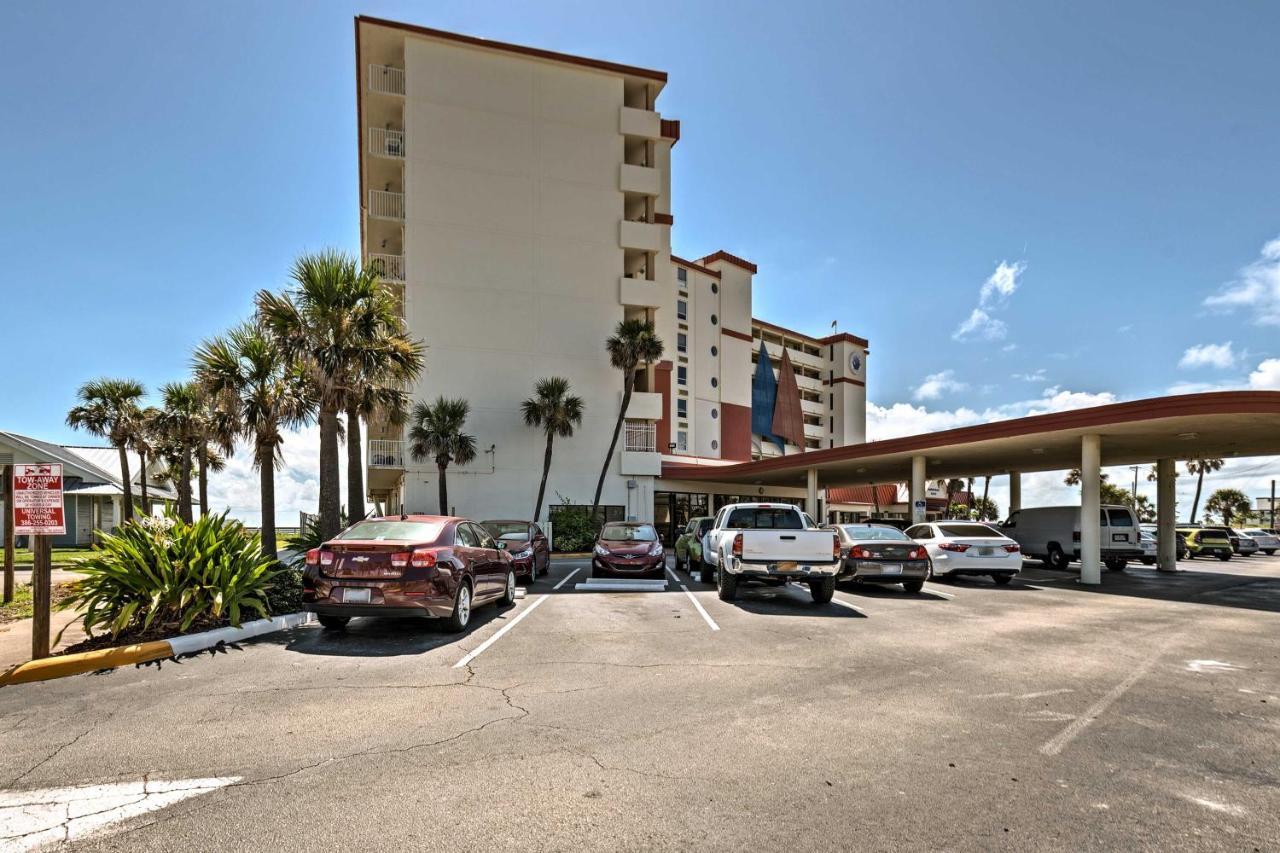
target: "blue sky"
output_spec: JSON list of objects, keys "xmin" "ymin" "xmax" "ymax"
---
[{"xmin": 2, "ymin": 0, "xmax": 1278, "ymax": 521}]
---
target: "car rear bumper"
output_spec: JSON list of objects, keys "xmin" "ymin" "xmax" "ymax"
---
[
  {"xmin": 840, "ymin": 559, "xmax": 931, "ymax": 581},
  {"xmin": 929, "ymin": 554, "xmax": 1022, "ymax": 573},
  {"xmin": 1071, "ymin": 548, "xmax": 1144, "ymax": 560},
  {"xmin": 725, "ymin": 558, "xmax": 840, "ymax": 578},
  {"xmin": 303, "ymin": 583, "xmax": 453, "ymax": 618},
  {"xmin": 305, "ymin": 602, "xmax": 443, "ymax": 619},
  {"xmin": 593, "ymin": 557, "xmax": 664, "ymax": 577}
]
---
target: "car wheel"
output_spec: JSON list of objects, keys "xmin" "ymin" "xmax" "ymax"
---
[
  {"xmin": 810, "ymin": 576, "xmax": 835, "ymax": 604},
  {"xmin": 1047, "ymin": 545, "xmax": 1070, "ymax": 571},
  {"xmin": 318, "ymin": 615, "xmax": 349, "ymax": 631},
  {"xmin": 444, "ymin": 582, "xmax": 473, "ymax": 632},
  {"xmin": 992, "ymin": 574, "xmax": 1012, "ymax": 586},
  {"xmin": 717, "ymin": 567, "xmax": 739, "ymax": 601},
  {"xmin": 700, "ymin": 559, "xmax": 715, "ymax": 585},
  {"xmin": 674, "ymin": 553, "xmax": 684, "ymax": 572},
  {"xmin": 500, "ymin": 570, "xmax": 517, "ymax": 606},
  {"xmin": 524, "ymin": 561, "xmax": 537, "ymax": 585},
  {"xmin": 902, "ymin": 579, "xmax": 924, "ymax": 593},
  {"xmin": 1217, "ymin": 553, "xmax": 1232, "ymax": 562},
  {"xmin": 1141, "ymin": 557, "xmax": 1155, "ymax": 565},
  {"xmin": 1104, "ymin": 558, "xmax": 1126, "ymax": 571},
  {"xmin": 1266, "ymin": 549, "xmax": 1276, "ymax": 556}
]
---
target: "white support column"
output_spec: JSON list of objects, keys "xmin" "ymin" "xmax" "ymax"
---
[
  {"xmin": 1156, "ymin": 457, "xmax": 1177, "ymax": 572},
  {"xmin": 1080, "ymin": 434, "xmax": 1102, "ymax": 585},
  {"xmin": 806, "ymin": 468, "xmax": 819, "ymax": 519},
  {"xmin": 1008, "ymin": 471, "xmax": 1022, "ymax": 513},
  {"xmin": 911, "ymin": 455, "xmax": 927, "ymax": 524}
]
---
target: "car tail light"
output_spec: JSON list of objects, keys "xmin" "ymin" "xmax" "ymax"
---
[
  {"xmin": 305, "ymin": 548, "xmax": 320, "ymax": 567},
  {"xmin": 908, "ymin": 547, "xmax": 928, "ymax": 560},
  {"xmin": 411, "ymin": 547, "xmax": 441, "ymax": 568},
  {"xmin": 938, "ymin": 542, "xmax": 970, "ymax": 552},
  {"xmin": 833, "ymin": 535, "xmax": 841, "ymax": 560},
  {"xmin": 732, "ymin": 533, "xmax": 743, "ymax": 557},
  {"xmin": 850, "ymin": 546, "xmax": 873, "ymax": 559},
  {"xmin": 390, "ymin": 552, "xmax": 411, "ymax": 568},
  {"xmin": 319, "ymin": 550, "xmax": 334, "ymax": 566},
  {"xmin": 1003, "ymin": 544, "xmax": 1020, "ymax": 553},
  {"xmin": 1072, "ymin": 531, "xmax": 1081, "ymax": 542}
]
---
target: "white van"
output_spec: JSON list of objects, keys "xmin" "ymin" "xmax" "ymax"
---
[{"xmin": 997, "ymin": 505, "xmax": 1142, "ymax": 571}]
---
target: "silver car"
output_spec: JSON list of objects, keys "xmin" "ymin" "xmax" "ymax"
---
[{"xmin": 1242, "ymin": 529, "xmax": 1279, "ymax": 555}]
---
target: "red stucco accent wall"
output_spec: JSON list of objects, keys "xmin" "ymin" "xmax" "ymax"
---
[{"xmin": 721, "ymin": 402, "xmax": 752, "ymax": 462}]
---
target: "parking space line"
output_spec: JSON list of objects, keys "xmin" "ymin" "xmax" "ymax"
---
[
  {"xmin": 926, "ymin": 586, "xmax": 956, "ymax": 599},
  {"xmin": 453, "ymin": 569, "xmax": 580, "ymax": 669},
  {"xmin": 665, "ymin": 567, "xmax": 720, "ymax": 632},
  {"xmin": 790, "ymin": 582, "xmax": 872, "ymax": 615}
]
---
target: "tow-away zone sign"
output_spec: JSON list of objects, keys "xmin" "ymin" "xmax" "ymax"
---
[{"xmin": 13, "ymin": 463, "xmax": 65, "ymax": 536}]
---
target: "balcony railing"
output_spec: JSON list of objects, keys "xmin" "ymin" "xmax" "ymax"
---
[
  {"xmin": 369, "ymin": 127, "xmax": 405, "ymax": 158},
  {"xmin": 367, "ymin": 253, "xmax": 405, "ymax": 282},
  {"xmin": 369, "ymin": 190, "xmax": 405, "ymax": 221},
  {"xmin": 368, "ymin": 439, "xmax": 404, "ymax": 469},
  {"xmin": 369, "ymin": 64, "xmax": 405, "ymax": 96},
  {"xmin": 624, "ymin": 421, "xmax": 657, "ymax": 453}
]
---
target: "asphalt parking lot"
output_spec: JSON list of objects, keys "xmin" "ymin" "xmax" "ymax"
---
[{"xmin": 3, "ymin": 555, "xmax": 1280, "ymax": 851}]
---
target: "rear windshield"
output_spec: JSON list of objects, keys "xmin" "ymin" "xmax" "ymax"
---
[
  {"xmin": 483, "ymin": 522, "xmax": 529, "ymax": 539},
  {"xmin": 1106, "ymin": 509, "xmax": 1134, "ymax": 527},
  {"xmin": 601, "ymin": 524, "xmax": 657, "ymax": 542},
  {"xmin": 841, "ymin": 525, "xmax": 910, "ymax": 541},
  {"xmin": 938, "ymin": 523, "xmax": 1002, "ymax": 538},
  {"xmin": 1198, "ymin": 530, "xmax": 1230, "ymax": 542},
  {"xmin": 697, "ymin": 519, "xmax": 714, "ymax": 534},
  {"xmin": 335, "ymin": 520, "xmax": 445, "ymax": 542},
  {"xmin": 725, "ymin": 508, "xmax": 803, "ymax": 530}
]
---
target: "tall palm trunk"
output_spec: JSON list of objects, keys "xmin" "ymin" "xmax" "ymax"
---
[
  {"xmin": 198, "ymin": 449, "xmax": 209, "ymax": 518},
  {"xmin": 117, "ymin": 446, "xmax": 134, "ymax": 523},
  {"xmin": 534, "ymin": 429, "xmax": 555, "ymax": 522},
  {"xmin": 981, "ymin": 476, "xmax": 991, "ymax": 521},
  {"xmin": 346, "ymin": 401, "xmax": 364, "ymax": 523},
  {"xmin": 1190, "ymin": 469, "xmax": 1205, "ymax": 523},
  {"xmin": 139, "ymin": 450, "xmax": 149, "ymax": 517},
  {"xmin": 436, "ymin": 456, "xmax": 450, "ymax": 516},
  {"xmin": 178, "ymin": 451, "xmax": 194, "ymax": 523},
  {"xmin": 873, "ymin": 485, "xmax": 880, "ymax": 517},
  {"xmin": 318, "ymin": 403, "xmax": 342, "ymax": 539},
  {"xmin": 592, "ymin": 375, "xmax": 633, "ymax": 520},
  {"xmin": 258, "ymin": 443, "xmax": 277, "ymax": 560}
]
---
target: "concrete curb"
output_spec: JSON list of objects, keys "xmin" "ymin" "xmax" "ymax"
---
[{"xmin": 0, "ymin": 612, "xmax": 315, "ymax": 687}]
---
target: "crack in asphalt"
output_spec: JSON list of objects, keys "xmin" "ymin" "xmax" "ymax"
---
[{"xmin": 7, "ymin": 726, "xmax": 95, "ymax": 787}]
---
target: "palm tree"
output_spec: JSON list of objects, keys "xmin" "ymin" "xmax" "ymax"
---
[
  {"xmin": 194, "ymin": 321, "xmax": 313, "ymax": 557},
  {"xmin": 66, "ymin": 378, "xmax": 146, "ymax": 523},
  {"xmin": 345, "ymin": 347, "xmax": 419, "ymax": 526},
  {"xmin": 980, "ymin": 475, "xmax": 991, "ymax": 520},
  {"xmin": 1203, "ymin": 487, "xmax": 1250, "ymax": 527},
  {"xmin": 256, "ymin": 249, "xmax": 424, "ymax": 539},
  {"xmin": 1186, "ymin": 458, "xmax": 1224, "ymax": 523},
  {"xmin": 522, "ymin": 377, "xmax": 585, "ymax": 522},
  {"xmin": 408, "ymin": 397, "xmax": 477, "ymax": 515},
  {"xmin": 195, "ymin": 412, "xmax": 235, "ymax": 518},
  {"xmin": 591, "ymin": 319, "xmax": 664, "ymax": 519},
  {"xmin": 130, "ymin": 406, "xmax": 163, "ymax": 516},
  {"xmin": 153, "ymin": 381, "xmax": 204, "ymax": 522},
  {"xmin": 1065, "ymin": 468, "xmax": 1111, "ymax": 486}
]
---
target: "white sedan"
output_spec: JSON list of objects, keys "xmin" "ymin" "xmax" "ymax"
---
[{"xmin": 904, "ymin": 521, "xmax": 1022, "ymax": 585}]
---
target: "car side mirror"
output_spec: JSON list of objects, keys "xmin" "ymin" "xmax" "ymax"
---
[{"xmin": 497, "ymin": 541, "xmax": 508, "ymax": 551}]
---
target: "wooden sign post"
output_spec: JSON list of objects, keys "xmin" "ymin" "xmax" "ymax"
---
[
  {"xmin": 13, "ymin": 463, "xmax": 65, "ymax": 659},
  {"xmin": 2, "ymin": 464, "xmax": 13, "ymax": 604}
]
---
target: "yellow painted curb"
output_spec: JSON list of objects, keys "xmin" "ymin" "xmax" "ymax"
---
[{"xmin": 0, "ymin": 640, "xmax": 174, "ymax": 686}]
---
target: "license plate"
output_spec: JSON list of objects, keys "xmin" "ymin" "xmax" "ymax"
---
[
  {"xmin": 880, "ymin": 563, "xmax": 902, "ymax": 575},
  {"xmin": 773, "ymin": 561, "xmax": 798, "ymax": 571},
  {"xmin": 343, "ymin": 588, "xmax": 371, "ymax": 604},
  {"xmin": 978, "ymin": 547, "xmax": 995, "ymax": 556},
  {"xmin": 1112, "ymin": 533, "xmax": 1128, "ymax": 542}
]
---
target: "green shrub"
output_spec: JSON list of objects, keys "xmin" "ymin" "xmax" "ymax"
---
[
  {"xmin": 60, "ymin": 511, "xmax": 282, "ymax": 638},
  {"xmin": 548, "ymin": 498, "xmax": 600, "ymax": 553}
]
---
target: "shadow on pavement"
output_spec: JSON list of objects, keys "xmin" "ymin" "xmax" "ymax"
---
[
  {"xmin": 1016, "ymin": 558, "xmax": 1280, "ymax": 614},
  {"xmin": 253, "ymin": 605, "xmax": 515, "ymax": 658}
]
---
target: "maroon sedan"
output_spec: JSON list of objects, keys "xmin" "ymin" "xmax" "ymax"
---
[
  {"xmin": 592, "ymin": 522, "xmax": 665, "ymax": 579},
  {"xmin": 303, "ymin": 515, "xmax": 516, "ymax": 632},
  {"xmin": 481, "ymin": 520, "xmax": 551, "ymax": 584}
]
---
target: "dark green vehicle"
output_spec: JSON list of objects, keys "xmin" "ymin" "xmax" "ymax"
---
[{"xmin": 673, "ymin": 516, "xmax": 715, "ymax": 582}]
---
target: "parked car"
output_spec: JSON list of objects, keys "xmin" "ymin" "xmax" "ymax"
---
[
  {"xmin": 1138, "ymin": 524, "xmax": 1191, "ymax": 562},
  {"xmin": 905, "ymin": 521, "xmax": 1020, "ymax": 585},
  {"xmin": 1241, "ymin": 528, "xmax": 1279, "ymax": 555},
  {"xmin": 829, "ymin": 523, "xmax": 931, "ymax": 593},
  {"xmin": 481, "ymin": 520, "xmax": 551, "ymax": 583},
  {"xmin": 1177, "ymin": 526, "xmax": 1233, "ymax": 561},
  {"xmin": 592, "ymin": 522, "xmax": 665, "ymax": 580},
  {"xmin": 998, "ymin": 505, "xmax": 1142, "ymax": 571},
  {"xmin": 673, "ymin": 516, "xmax": 715, "ymax": 581},
  {"xmin": 303, "ymin": 515, "xmax": 516, "ymax": 632},
  {"xmin": 704, "ymin": 503, "xmax": 841, "ymax": 603}
]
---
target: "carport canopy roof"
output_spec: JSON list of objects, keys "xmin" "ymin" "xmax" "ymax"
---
[{"xmin": 662, "ymin": 391, "xmax": 1280, "ymax": 489}]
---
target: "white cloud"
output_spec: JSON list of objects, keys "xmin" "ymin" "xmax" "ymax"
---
[
  {"xmin": 1249, "ymin": 358, "xmax": 1280, "ymax": 390},
  {"xmin": 953, "ymin": 260, "xmax": 1025, "ymax": 341},
  {"xmin": 1179, "ymin": 341, "xmax": 1237, "ymax": 370},
  {"xmin": 913, "ymin": 369, "xmax": 969, "ymax": 401},
  {"xmin": 868, "ymin": 385, "xmax": 1116, "ymax": 441},
  {"xmin": 1203, "ymin": 236, "xmax": 1280, "ymax": 325},
  {"xmin": 1165, "ymin": 356, "xmax": 1280, "ymax": 395},
  {"xmin": 1117, "ymin": 324, "xmax": 1133, "ymax": 333},
  {"xmin": 1001, "ymin": 343, "xmax": 1018, "ymax": 352},
  {"xmin": 1012, "ymin": 368, "xmax": 1046, "ymax": 382}
]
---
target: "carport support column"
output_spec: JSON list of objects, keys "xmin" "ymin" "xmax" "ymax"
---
[
  {"xmin": 806, "ymin": 468, "xmax": 819, "ymax": 518},
  {"xmin": 1080, "ymin": 434, "xmax": 1102, "ymax": 585},
  {"xmin": 1008, "ymin": 472, "xmax": 1021, "ymax": 513},
  {"xmin": 1156, "ymin": 457, "xmax": 1177, "ymax": 572},
  {"xmin": 910, "ymin": 455, "xmax": 927, "ymax": 524}
]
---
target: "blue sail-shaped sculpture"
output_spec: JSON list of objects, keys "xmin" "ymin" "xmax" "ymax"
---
[{"xmin": 751, "ymin": 341, "xmax": 785, "ymax": 453}]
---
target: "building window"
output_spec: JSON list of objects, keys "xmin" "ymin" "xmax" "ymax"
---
[
  {"xmin": 710, "ymin": 313, "xmax": 718, "ymax": 326},
  {"xmin": 829, "ymin": 416, "xmax": 834, "ymax": 431},
  {"xmin": 711, "ymin": 282, "xmax": 719, "ymax": 294},
  {"xmin": 677, "ymin": 398, "xmax": 687, "ymax": 418},
  {"xmin": 677, "ymin": 267, "xmax": 687, "ymax": 283},
  {"xmin": 829, "ymin": 393, "xmax": 834, "ymax": 410},
  {"xmin": 677, "ymin": 366, "xmax": 687, "ymax": 385},
  {"xmin": 710, "ymin": 376, "xmax": 718, "ymax": 388},
  {"xmin": 677, "ymin": 299, "xmax": 687, "ymax": 320},
  {"xmin": 678, "ymin": 333, "xmax": 687, "ymax": 353},
  {"xmin": 677, "ymin": 430, "xmax": 688, "ymax": 450},
  {"xmin": 710, "ymin": 345, "xmax": 718, "ymax": 357}
]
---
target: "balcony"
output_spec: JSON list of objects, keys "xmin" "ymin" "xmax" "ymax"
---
[
  {"xmin": 619, "ymin": 106, "xmax": 661, "ymax": 139},
  {"xmin": 620, "ymin": 164, "xmax": 660, "ymax": 196},
  {"xmin": 624, "ymin": 421, "xmax": 656, "ymax": 453},
  {"xmin": 619, "ymin": 275, "xmax": 661, "ymax": 309},
  {"xmin": 368, "ymin": 190, "xmax": 405, "ymax": 221},
  {"xmin": 625, "ymin": 391, "xmax": 663, "ymax": 421},
  {"xmin": 369, "ymin": 127, "xmax": 405, "ymax": 159},
  {"xmin": 368, "ymin": 253, "xmax": 405, "ymax": 282},
  {"xmin": 619, "ymin": 220, "xmax": 661, "ymax": 252},
  {"xmin": 368, "ymin": 439, "xmax": 405, "ymax": 469},
  {"xmin": 368, "ymin": 64, "xmax": 405, "ymax": 96}
]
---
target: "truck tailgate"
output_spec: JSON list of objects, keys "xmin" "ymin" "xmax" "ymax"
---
[{"xmin": 740, "ymin": 530, "xmax": 834, "ymax": 563}]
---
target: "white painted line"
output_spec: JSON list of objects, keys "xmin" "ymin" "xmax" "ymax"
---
[
  {"xmin": 1019, "ymin": 688, "xmax": 1074, "ymax": 700},
  {"xmin": 1039, "ymin": 649, "xmax": 1164, "ymax": 756},
  {"xmin": 925, "ymin": 586, "xmax": 956, "ymax": 599},
  {"xmin": 552, "ymin": 568, "xmax": 581, "ymax": 590},
  {"xmin": 665, "ymin": 568, "xmax": 720, "ymax": 631},
  {"xmin": 830, "ymin": 596, "xmax": 870, "ymax": 616},
  {"xmin": 453, "ymin": 570, "xmax": 578, "ymax": 669}
]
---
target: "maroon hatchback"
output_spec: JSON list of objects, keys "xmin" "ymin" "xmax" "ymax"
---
[
  {"xmin": 592, "ymin": 522, "xmax": 665, "ymax": 579},
  {"xmin": 303, "ymin": 515, "xmax": 516, "ymax": 632}
]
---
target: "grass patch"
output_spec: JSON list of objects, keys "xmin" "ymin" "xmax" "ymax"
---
[
  {"xmin": 0, "ymin": 582, "xmax": 77, "ymax": 624},
  {"xmin": 10, "ymin": 547, "xmax": 97, "ymax": 566}
]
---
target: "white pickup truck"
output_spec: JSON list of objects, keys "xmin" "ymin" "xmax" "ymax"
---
[{"xmin": 704, "ymin": 503, "xmax": 842, "ymax": 603}]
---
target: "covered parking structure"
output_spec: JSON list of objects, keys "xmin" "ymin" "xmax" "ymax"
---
[{"xmin": 664, "ymin": 391, "xmax": 1280, "ymax": 585}]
